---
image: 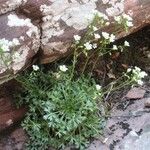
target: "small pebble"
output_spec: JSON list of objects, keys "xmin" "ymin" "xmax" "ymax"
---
[{"xmin": 144, "ymin": 98, "xmax": 150, "ymax": 108}]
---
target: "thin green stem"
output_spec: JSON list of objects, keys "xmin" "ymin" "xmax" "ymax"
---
[
  {"xmin": 70, "ymin": 47, "xmax": 78, "ymax": 80},
  {"xmin": 81, "ymin": 56, "xmax": 90, "ymax": 75}
]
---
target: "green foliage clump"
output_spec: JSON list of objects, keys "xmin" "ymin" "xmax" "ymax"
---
[
  {"xmin": 15, "ymin": 11, "xmax": 148, "ymax": 150},
  {"xmin": 17, "ymin": 70, "xmax": 105, "ymax": 150}
]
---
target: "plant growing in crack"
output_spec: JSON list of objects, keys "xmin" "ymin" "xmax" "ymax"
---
[
  {"xmin": 15, "ymin": 11, "xmax": 147, "ymax": 150},
  {"xmin": 0, "ymin": 38, "xmax": 20, "ymax": 71}
]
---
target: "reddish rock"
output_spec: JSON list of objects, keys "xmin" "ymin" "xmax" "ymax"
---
[
  {"xmin": 19, "ymin": 0, "xmax": 150, "ymax": 64},
  {"xmin": 0, "ymin": 127, "xmax": 27, "ymax": 150},
  {"xmin": 10, "ymin": 128, "xmax": 27, "ymax": 143},
  {"xmin": 0, "ymin": 0, "xmax": 27, "ymax": 15},
  {"xmin": 0, "ymin": 97, "xmax": 27, "ymax": 132},
  {"xmin": 125, "ymin": 87, "xmax": 146, "ymax": 99},
  {"xmin": 0, "ymin": 11, "xmax": 40, "ymax": 84},
  {"xmin": 0, "ymin": 0, "xmax": 149, "ymax": 84}
]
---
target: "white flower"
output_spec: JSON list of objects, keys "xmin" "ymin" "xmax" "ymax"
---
[
  {"xmin": 105, "ymin": 22, "xmax": 110, "ymax": 26},
  {"xmin": 92, "ymin": 10, "xmax": 98, "ymax": 15},
  {"xmin": 74, "ymin": 35, "xmax": 81, "ymax": 41},
  {"xmin": 32, "ymin": 65, "xmax": 39, "ymax": 71},
  {"xmin": 96, "ymin": 84, "xmax": 101, "ymax": 90},
  {"xmin": 1, "ymin": 44, "xmax": 9, "ymax": 52},
  {"xmin": 112, "ymin": 45, "xmax": 118, "ymax": 50},
  {"xmin": 93, "ymin": 43, "xmax": 97, "ymax": 49},
  {"xmin": 12, "ymin": 38, "xmax": 20, "ymax": 46},
  {"xmin": 102, "ymin": 32, "xmax": 109, "ymax": 39},
  {"xmin": 127, "ymin": 68, "xmax": 132, "ymax": 72},
  {"xmin": 97, "ymin": 12, "xmax": 109, "ymax": 20},
  {"xmin": 137, "ymin": 80, "xmax": 143, "ymax": 85},
  {"xmin": 139, "ymin": 71, "xmax": 147, "ymax": 78},
  {"xmin": 114, "ymin": 16, "xmax": 121, "ymax": 23},
  {"xmin": 94, "ymin": 33, "xmax": 101, "ymax": 39},
  {"xmin": 93, "ymin": 26, "xmax": 98, "ymax": 31},
  {"xmin": 126, "ymin": 21, "xmax": 133, "ymax": 27},
  {"xmin": 134, "ymin": 66, "xmax": 141, "ymax": 72},
  {"xmin": 130, "ymin": 66, "xmax": 147, "ymax": 85},
  {"xmin": 92, "ymin": 9, "xmax": 109, "ymax": 20},
  {"xmin": 84, "ymin": 42, "xmax": 92, "ymax": 50},
  {"xmin": 109, "ymin": 34, "xmax": 115, "ymax": 42},
  {"xmin": 124, "ymin": 41, "xmax": 130, "ymax": 47},
  {"xmin": 123, "ymin": 14, "xmax": 133, "ymax": 21},
  {"xmin": 55, "ymin": 73, "xmax": 60, "ymax": 79},
  {"xmin": 13, "ymin": 51, "xmax": 20, "ymax": 59},
  {"xmin": 0, "ymin": 38, "xmax": 11, "ymax": 52},
  {"xmin": 59, "ymin": 65, "xmax": 68, "ymax": 72}
]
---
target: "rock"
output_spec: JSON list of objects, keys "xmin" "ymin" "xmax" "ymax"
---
[
  {"xmin": 0, "ymin": 127, "xmax": 27, "ymax": 150},
  {"xmin": 144, "ymin": 98, "xmax": 150, "ymax": 108},
  {"xmin": 88, "ymin": 140, "xmax": 109, "ymax": 150},
  {"xmin": 0, "ymin": 97, "xmax": 27, "ymax": 132},
  {"xmin": 20, "ymin": 0, "xmax": 150, "ymax": 64},
  {"xmin": 88, "ymin": 91, "xmax": 150, "ymax": 149},
  {"xmin": 115, "ymin": 130, "xmax": 150, "ymax": 150},
  {"xmin": 0, "ymin": 0, "xmax": 27, "ymax": 15},
  {"xmin": 0, "ymin": 0, "xmax": 149, "ymax": 136},
  {"xmin": 0, "ymin": 0, "xmax": 149, "ymax": 84},
  {"xmin": 125, "ymin": 87, "xmax": 146, "ymax": 99},
  {"xmin": 10, "ymin": 128, "xmax": 27, "ymax": 143},
  {"xmin": 0, "ymin": 11, "xmax": 40, "ymax": 84}
]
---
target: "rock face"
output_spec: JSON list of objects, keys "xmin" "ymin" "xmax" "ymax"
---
[
  {"xmin": 0, "ymin": 0, "xmax": 40, "ymax": 84},
  {"xmin": 20, "ymin": 0, "xmax": 150, "ymax": 64},
  {"xmin": 88, "ymin": 88, "xmax": 150, "ymax": 150}
]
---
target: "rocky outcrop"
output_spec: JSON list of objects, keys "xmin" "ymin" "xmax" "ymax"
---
[
  {"xmin": 20, "ymin": 0, "xmax": 150, "ymax": 64},
  {"xmin": 0, "ymin": 1, "xmax": 40, "ymax": 84},
  {"xmin": 0, "ymin": 0, "xmax": 27, "ymax": 15},
  {"xmin": 0, "ymin": 0, "xmax": 150, "ymax": 132},
  {"xmin": 0, "ymin": 0, "xmax": 150, "ymax": 83}
]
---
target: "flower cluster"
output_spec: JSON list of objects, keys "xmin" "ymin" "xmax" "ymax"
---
[
  {"xmin": 127, "ymin": 66, "xmax": 147, "ymax": 85},
  {"xmin": 59, "ymin": 65, "xmax": 68, "ymax": 72},
  {"xmin": 102, "ymin": 32, "xmax": 115, "ymax": 42},
  {"xmin": 92, "ymin": 10, "xmax": 109, "ymax": 21},
  {"xmin": 114, "ymin": 13, "xmax": 133, "ymax": 29},
  {"xmin": 32, "ymin": 65, "xmax": 39, "ymax": 71},
  {"xmin": 0, "ymin": 38, "xmax": 20, "ymax": 52}
]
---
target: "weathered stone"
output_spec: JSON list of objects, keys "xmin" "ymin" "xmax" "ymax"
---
[
  {"xmin": 0, "ymin": 0, "xmax": 149, "ymax": 83},
  {"xmin": 115, "ymin": 130, "xmax": 150, "ymax": 150},
  {"xmin": 0, "ymin": 0, "xmax": 27, "ymax": 15},
  {"xmin": 125, "ymin": 87, "xmax": 146, "ymax": 99},
  {"xmin": 19, "ymin": 0, "xmax": 150, "ymax": 64},
  {"xmin": 0, "ymin": 11, "xmax": 40, "ymax": 84},
  {"xmin": 10, "ymin": 128, "xmax": 27, "ymax": 143},
  {"xmin": 88, "ymin": 90, "xmax": 150, "ymax": 150},
  {"xmin": 0, "ymin": 127, "xmax": 27, "ymax": 150},
  {"xmin": 0, "ymin": 97, "xmax": 27, "ymax": 132},
  {"xmin": 144, "ymin": 98, "xmax": 150, "ymax": 108}
]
